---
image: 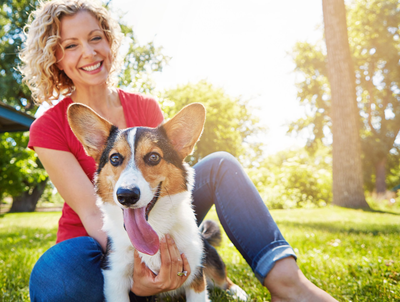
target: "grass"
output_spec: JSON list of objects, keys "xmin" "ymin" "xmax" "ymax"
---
[
  {"xmin": 271, "ymin": 208, "xmax": 400, "ymax": 301},
  {"xmin": 0, "ymin": 212, "xmax": 58, "ymax": 302},
  {"xmin": 0, "ymin": 207, "xmax": 399, "ymax": 301}
]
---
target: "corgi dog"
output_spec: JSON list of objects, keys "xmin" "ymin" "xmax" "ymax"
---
[{"xmin": 67, "ymin": 103, "xmax": 248, "ymax": 302}]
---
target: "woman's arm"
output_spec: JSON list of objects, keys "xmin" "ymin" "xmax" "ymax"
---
[{"xmin": 35, "ymin": 147, "xmax": 107, "ymax": 250}]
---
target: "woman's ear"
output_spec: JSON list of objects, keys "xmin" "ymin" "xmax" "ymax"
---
[{"xmin": 55, "ymin": 45, "xmax": 64, "ymax": 70}]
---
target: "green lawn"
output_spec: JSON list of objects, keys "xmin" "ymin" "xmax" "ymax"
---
[{"xmin": 0, "ymin": 207, "xmax": 399, "ymax": 301}]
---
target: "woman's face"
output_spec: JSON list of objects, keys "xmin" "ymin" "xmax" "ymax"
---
[{"xmin": 56, "ymin": 10, "xmax": 112, "ymax": 89}]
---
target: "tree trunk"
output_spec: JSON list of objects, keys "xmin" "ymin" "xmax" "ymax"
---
[
  {"xmin": 9, "ymin": 179, "xmax": 48, "ymax": 212},
  {"xmin": 375, "ymin": 157, "xmax": 386, "ymax": 195},
  {"xmin": 322, "ymin": 0, "xmax": 369, "ymax": 209}
]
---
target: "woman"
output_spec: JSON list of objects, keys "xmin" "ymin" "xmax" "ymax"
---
[{"xmin": 20, "ymin": 0, "xmax": 338, "ymax": 301}]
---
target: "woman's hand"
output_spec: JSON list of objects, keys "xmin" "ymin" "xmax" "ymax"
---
[{"xmin": 131, "ymin": 234, "xmax": 191, "ymax": 296}]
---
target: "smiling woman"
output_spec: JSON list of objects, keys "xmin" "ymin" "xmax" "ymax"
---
[{"xmin": 19, "ymin": 0, "xmax": 123, "ymax": 105}]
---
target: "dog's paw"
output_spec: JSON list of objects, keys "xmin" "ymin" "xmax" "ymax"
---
[{"xmin": 226, "ymin": 284, "xmax": 248, "ymax": 301}]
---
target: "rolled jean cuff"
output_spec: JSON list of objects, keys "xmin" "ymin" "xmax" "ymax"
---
[{"xmin": 253, "ymin": 240, "xmax": 297, "ymax": 284}]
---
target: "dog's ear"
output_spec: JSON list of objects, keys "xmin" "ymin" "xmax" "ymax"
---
[
  {"xmin": 162, "ymin": 103, "xmax": 206, "ymax": 160},
  {"xmin": 67, "ymin": 103, "xmax": 115, "ymax": 163}
]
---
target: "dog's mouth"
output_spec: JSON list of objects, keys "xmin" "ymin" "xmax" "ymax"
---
[
  {"xmin": 123, "ymin": 182, "xmax": 162, "ymax": 256},
  {"xmin": 145, "ymin": 182, "xmax": 162, "ymax": 221}
]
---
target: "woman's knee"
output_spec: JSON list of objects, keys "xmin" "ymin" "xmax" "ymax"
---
[
  {"xmin": 203, "ymin": 151, "xmax": 242, "ymax": 171},
  {"xmin": 29, "ymin": 237, "xmax": 104, "ymax": 302}
]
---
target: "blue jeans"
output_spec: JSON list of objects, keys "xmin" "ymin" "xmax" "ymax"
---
[{"xmin": 29, "ymin": 152, "xmax": 296, "ymax": 301}]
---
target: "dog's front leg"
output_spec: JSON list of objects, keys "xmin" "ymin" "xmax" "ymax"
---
[
  {"xmin": 185, "ymin": 269, "xmax": 210, "ymax": 302},
  {"xmin": 102, "ymin": 250, "xmax": 133, "ymax": 302},
  {"xmin": 103, "ymin": 269, "xmax": 131, "ymax": 302}
]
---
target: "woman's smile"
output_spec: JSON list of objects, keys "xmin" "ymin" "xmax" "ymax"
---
[{"xmin": 80, "ymin": 61, "xmax": 103, "ymax": 73}]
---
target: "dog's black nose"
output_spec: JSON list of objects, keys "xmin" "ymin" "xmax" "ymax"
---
[{"xmin": 117, "ymin": 187, "xmax": 141, "ymax": 206}]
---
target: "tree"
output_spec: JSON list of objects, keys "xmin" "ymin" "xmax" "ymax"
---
[
  {"xmin": 160, "ymin": 81, "xmax": 265, "ymax": 166},
  {"xmin": 0, "ymin": 132, "xmax": 47, "ymax": 212},
  {"xmin": 0, "ymin": 0, "xmax": 168, "ymax": 211},
  {"xmin": 349, "ymin": 0, "xmax": 400, "ymax": 194},
  {"xmin": 0, "ymin": 0, "xmax": 38, "ymax": 114},
  {"xmin": 322, "ymin": 0, "xmax": 368, "ymax": 208},
  {"xmin": 291, "ymin": 0, "xmax": 400, "ymax": 196},
  {"xmin": 0, "ymin": 0, "xmax": 47, "ymax": 212}
]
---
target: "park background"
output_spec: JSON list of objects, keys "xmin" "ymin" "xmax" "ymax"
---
[{"xmin": 0, "ymin": 0, "xmax": 399, "ymax": 301}]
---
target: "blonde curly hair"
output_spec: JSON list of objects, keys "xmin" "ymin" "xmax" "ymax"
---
[{"xmin": 19, "ymin": 0, "xmax": 123, "ymax": 104}]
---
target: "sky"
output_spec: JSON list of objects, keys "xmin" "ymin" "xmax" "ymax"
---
[{"xmin": 110, "ymin": 0, "xmax": 325, "ymax": 154}]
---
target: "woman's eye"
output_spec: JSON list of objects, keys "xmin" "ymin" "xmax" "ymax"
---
[
  {"xmin": 91, "ymin": 36, "xmax": 102, "ymax": 42},
  {"xmin": 65, "ymin": 44, "xmax": 76, "ymax": 50},
  {"xmin": 145, "ymin": 152, "xmax": 161, "ymax": 166},
  {"xmin": 110, "ymin": 153, "xmax": 123, "ymax": 166}
]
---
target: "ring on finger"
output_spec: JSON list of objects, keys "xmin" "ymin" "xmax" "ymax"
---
[{"xmin": 177, "ymin": 271, "xmax": 187, "ymax": 277}]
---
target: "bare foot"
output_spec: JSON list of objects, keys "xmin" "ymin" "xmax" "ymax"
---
[{"xmin": 264, "ymin": 257, "xmax": 338, "ymax": 302}]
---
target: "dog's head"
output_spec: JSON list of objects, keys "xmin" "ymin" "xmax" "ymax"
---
[{"xmin": 67, "ymin": 102, "xmax": 205, "ymax": 255}]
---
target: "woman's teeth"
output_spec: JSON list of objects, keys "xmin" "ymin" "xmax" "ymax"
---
[{"xmin": 82, "ymin": 62, "xmax": 101, "ymax": 71}]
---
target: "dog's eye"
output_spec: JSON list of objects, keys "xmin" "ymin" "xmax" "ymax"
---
[
  {"xmin": 145, "ymin": 152, "xmax": 161, "ymax": 166},
  {"xmin": 110, "ymin": 153, "xmax": 123, "ymax": 166}
]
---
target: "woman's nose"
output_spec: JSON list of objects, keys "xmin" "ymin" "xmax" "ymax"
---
[{"xmin": 82, "ymin": 43, "xmax": 96, "ymax": 58}]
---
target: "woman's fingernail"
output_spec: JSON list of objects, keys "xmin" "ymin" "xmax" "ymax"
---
[{"xmin": 167, "ymin": 234, "xmax": 174, "ymax": 242}]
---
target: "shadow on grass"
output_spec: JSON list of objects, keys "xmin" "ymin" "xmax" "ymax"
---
[{"xmin": 362, "ymin": 207, "xmax": 400, "ymax": 216}]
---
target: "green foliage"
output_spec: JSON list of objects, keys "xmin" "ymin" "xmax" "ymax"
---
[
  {"xmin": 290, "ymin": 0, "xmax": 400, "ymax": 190},
  {"xmin": 289, "ymin": 41, "xmax": 331, "ymax": 149},
  {"xmin": 248, "ymin": 145, "xmax": 332, "ymax": 209},
  {"xmin": 37, "ymin": 182, "xmax": 64, "ymax": 207},
  {"xmin": 0, "ymin": 0, "xmax": 39, "ymax": 113},
  {"xmin": 386, "ymin": 149, "xmax": 400, "ymax": 190},
  {"xmin": 0, "ymin": 132, "xmax": 47, "ymax": 200},
  {"xmin": 2, "ymin": 207, "xmax": 400, "ymax": 301},
  {"xmin": 365, "ymin": 191, "xmax": 400, "ymax": 214},
  {"xmin": 118, "ymin": 24, "xmax": 169, "ymax": 93},
  {"xmin": 160, "ymin": 81, "xmax": 265, "ymax": 166}
]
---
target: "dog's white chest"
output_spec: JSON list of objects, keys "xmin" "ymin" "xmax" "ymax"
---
[{"xmin": 100, "ymin": 196, "xmax": 204, "ymax": 300}]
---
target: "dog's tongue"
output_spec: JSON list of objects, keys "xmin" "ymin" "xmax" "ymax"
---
[{"xmin": 123, "ymin": 208, "xmax": 159, "ymax": 255}]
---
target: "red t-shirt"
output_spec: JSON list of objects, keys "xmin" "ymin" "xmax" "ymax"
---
[{"xmin": 28, "ymin": 89, "xmax": 164, "ymax": 243}]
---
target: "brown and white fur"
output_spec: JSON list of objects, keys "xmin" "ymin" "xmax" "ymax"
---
[{"xmin": 67, "ymin": 103, "xmax": 248, "ymax": 302}]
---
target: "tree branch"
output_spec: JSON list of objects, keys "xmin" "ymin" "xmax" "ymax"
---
[{"xmin": 367, "ymin": 59, "xmax": 378, "ymax": 136}]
